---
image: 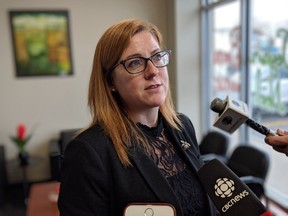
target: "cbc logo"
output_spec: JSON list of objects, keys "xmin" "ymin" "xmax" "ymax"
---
[{"xmin": 214, "ymin": 178, "xmax": 235, "ymax": 198}]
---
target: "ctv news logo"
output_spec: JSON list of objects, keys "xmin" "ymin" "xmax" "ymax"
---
[{"xmin": 214, "ymin": 178, "xmax": 250, "ymax": 213}]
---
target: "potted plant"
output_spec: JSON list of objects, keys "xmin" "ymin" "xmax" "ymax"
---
[{"xmin": 10, "ymin": 124, "xmax": 32, "ymax": 166}]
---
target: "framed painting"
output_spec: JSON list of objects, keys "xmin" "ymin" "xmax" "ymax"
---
[{"xmin": 9, "ymin": 10, "xmax": 73, "ymax": 77}]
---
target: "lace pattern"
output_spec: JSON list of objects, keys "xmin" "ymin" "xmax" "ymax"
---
[
  {"xmin": 146, "ymin": 129, "xmax": 186, "ymax": 177},
  {"xmin": 137, "ymin": 119, "xmax": 209, "ymax": 216}
]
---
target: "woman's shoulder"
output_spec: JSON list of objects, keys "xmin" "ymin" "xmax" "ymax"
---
[
  {"xmin": 77, "ymin": 124, "xmax": 108, "ymax": 140},
  {"xmin": 67, "ymin": 124, "xmax": 113, "ymax": 153},
  {"xmin": 177, "ymin": 113, "xmax": 194, "ymax": 128}
]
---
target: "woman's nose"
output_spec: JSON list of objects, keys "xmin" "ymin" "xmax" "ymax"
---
[{"xmin": 144, "ymin": 60, "xmax": 158, "ymax": 79}]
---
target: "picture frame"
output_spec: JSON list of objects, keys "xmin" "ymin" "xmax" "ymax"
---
[{"xmin": 9, "ymin": 10, "xmax": 73, "ymax": 77}]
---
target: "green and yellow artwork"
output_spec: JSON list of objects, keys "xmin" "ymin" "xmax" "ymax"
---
[{"xmin": 9, "ymin": 10, "xmax": 73, "ymax": 77}]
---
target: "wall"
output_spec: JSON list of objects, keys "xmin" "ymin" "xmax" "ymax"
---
[
  {"xmin": 0, "ymin": 0, "xmax": 201, "ymax": 182},
  {"xmin": 173, "ymin": 0, "xmax": 201, "ymax": 135}
]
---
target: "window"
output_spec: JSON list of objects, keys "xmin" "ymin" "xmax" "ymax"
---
[
  {"xmin": 201, "ymin": 0, "xmax": 242, "ymax": 149},
  {"xmin": 250, "ymin": 0, "xmax": 288, "ymax": 206},
  {"xmin": 201, "ymin": 0, "xmax": 288, "ymax": 208}
]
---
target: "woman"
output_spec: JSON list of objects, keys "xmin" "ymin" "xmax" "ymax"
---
[{"xmin": 58, "ymin": 18, "xmax": 218, "ymax": 216}]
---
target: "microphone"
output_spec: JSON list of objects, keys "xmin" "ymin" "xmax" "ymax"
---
[
  {"xmin": 210, "ymin": 96, "xmax": 275, "ymax": 136},
  {"xmin": 197, "ymin": 159, "xmax": 272, "ymax": 216}
]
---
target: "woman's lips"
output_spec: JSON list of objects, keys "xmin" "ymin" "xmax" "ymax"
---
[{"xmin": 145, "ymin": 84, "xmax": 161, "ymax": 90}]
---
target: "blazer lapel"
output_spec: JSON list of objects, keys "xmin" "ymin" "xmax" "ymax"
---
[
  {"xmin": 163, "ymin": 117, "xmax": 218, "ymax": 216},
  {"xmin": 163, "ymin": 120, "xmax": 204, "ymax": 173},
  {"xmin": 130, "ymin": 148, "xmax": 183, "ymax": 216}
]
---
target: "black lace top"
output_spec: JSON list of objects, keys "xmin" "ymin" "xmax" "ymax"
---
[{"xmin": 137, "ymin": 119, "xmax": 209, "ymax": 216}]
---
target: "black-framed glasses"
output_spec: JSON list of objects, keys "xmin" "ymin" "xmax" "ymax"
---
[{"xmin": 112, "ymin": 50, "xmax": 172, "ymax": 74}]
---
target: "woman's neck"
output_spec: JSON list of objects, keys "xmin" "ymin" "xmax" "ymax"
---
[{"xmin": 128, "ymin": 108, "xmax": 159, "ymax": 127}]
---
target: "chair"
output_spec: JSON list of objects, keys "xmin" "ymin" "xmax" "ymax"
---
[
  {"xmin": 227, "ymin": 145, "xmax": 270, "ymax": 206},
  {"xmin": 199, "ymin": 131, "xmax": 229, "ymax": 164},
  {"xmin": 49, "ymin": 129, "xmax": 79, "ymax": 181}
]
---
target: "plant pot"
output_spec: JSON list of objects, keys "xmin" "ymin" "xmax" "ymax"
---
[{"xmin": 18, "ymin": 151, "xmax": 29, "ymax": 166}]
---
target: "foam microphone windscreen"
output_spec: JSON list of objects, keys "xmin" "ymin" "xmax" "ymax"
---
[{"xmin": 197, "ymin": 159, "xmax": 267, "ymax": 216}]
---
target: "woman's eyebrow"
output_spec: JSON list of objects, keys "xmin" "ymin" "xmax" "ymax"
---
[{"xmin": 124, "ymin": 48, "xmax": 161, "ymax": 60}]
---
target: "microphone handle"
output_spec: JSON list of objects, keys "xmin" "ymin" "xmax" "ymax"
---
[{"xmin": 245, "ymin": 119, "xmax": 276, "ymax": 136}]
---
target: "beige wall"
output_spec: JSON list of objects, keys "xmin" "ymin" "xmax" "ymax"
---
[
  {"xmin": 174, "ymin": 1, "xmax": 201, "ymax": 131},
  {"xmin": 0, "ymin": 0, "xmax": 201, "ymax": 182}
]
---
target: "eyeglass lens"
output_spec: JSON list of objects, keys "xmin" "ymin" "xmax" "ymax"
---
[{"xmin": 124, "ymin": 50, "xmax": 170, "ymax": 74}]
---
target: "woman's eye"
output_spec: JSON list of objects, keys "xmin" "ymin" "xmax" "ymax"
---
[
  {"xmin": 154, "ymin": 53, "xmax": 164, "ymax": 61},
  {"xmin": 126, "ymin": 58, "xmax": 143, "ymax": 68}
]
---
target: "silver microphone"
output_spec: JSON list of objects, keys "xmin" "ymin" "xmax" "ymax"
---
[{"xmin": 210, "ymin": 96, "xmax": 275, "ymax": 136}]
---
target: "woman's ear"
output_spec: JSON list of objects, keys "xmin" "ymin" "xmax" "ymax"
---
[{"xmin": 108, "ymin": 74, "xmax": 116, "ymax": 92}]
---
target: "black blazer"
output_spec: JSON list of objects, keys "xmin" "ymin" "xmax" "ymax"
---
[{"xmin": 58, "ymin": 114, "xmax": 218, "ymax": 216}]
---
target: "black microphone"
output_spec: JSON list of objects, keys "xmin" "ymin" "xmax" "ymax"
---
[
  {"xmin": 210, "ymin": 96, "xmax": 276, "ymax": 136},
  {"xmin": 197, "ymin": 159, "xmax": 272, "ymax": 216}
]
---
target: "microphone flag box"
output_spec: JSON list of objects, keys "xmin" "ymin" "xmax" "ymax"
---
[
  {"xmin": 197, "ymin": 159, "xmax": 267, "ymax": 216},
  {"xmin": 213, "ymin": 96, "xmax": 249, "ymax": 133}
]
